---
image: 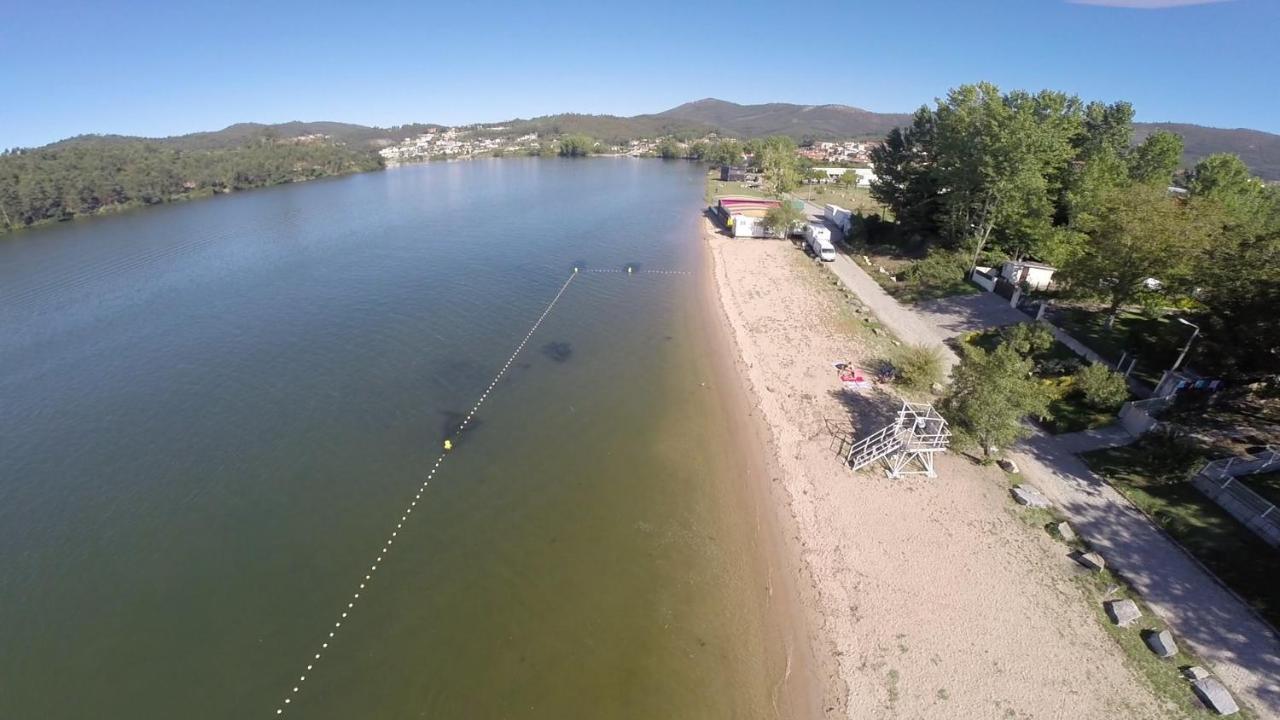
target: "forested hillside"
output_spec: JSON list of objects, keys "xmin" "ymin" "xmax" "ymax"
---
[{"xmin": 0, "ymin": 139, "xmax": 382, "ymax": 231}]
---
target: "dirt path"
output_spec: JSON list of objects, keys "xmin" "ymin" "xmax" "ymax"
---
[{"xmin": 707, "ymin": 223, "xmax": 1169, "ymax": 719}]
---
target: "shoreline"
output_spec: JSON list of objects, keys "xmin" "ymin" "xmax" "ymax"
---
[{"xmin": 691, "ymin": 222, "xmax": 842, "ymax": 718}]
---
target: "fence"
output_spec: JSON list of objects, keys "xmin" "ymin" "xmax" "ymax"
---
[
  {"xmin": 1192, "ymin": 446, "xmax": 1280, "ymax": 547},
  {"xmin": 1117, "ymin": 395, "xmax": 1173, "ymax": 436},
  {"xmin": 969, "ymin": 267, "xmax": 997, "ymax": 292}
]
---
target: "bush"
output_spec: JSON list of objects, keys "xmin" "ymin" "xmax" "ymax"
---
[
  {"xmin": 895, "ymin": 344, "xmax": 945, "ymax": 392},
  {"xmin": 902, "ymin": 250, "xmax": 967, "ymax": 287},
  {"xmin": 1040, "ymin": 355, "xmax": 1081, "ymax": 376},
  {"xmin": 1074, "ymin": 362, "xmax": 1129, "ymax": 410},
  {"xmin": 999, "ymin": 322, "xmax": 1055, "ymax": 357}
]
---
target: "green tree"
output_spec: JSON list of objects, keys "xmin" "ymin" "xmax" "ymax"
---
[
  {"xmin": 895, "ymin": 344, "xmax": 945, "ymax": 392},
  {"xmin": 761, "ymin": 203, "xmax": 804, "ymax": 238},
  {"xmin": 557, "ymin": 135, "xmax": 595, "ymax": 157},
  {"xmin": 1062, "ymin": 183, "xmax": 1215, "ymax": 325},
  {"xmin": 755, "ymin": 136, "xmax": 800, "ymax": 196},
  {"xmin": 656, "ymin": 138, "xmax": 684, "ymax": 159},
  {"xmin": 1073, "ymin": 362, "xmax": 1129, "ymax": 410},
  {"xmin": 1128, "ymin": 131, "xmax": 1184, "ymax": 185},
  {"xmin": 869, "ymin": 108, "xmax": 940, "ymax": 237},
  {"xmin": 703, "ymin": 139, "xmax": 744, "ymax": 167},
  {"xmin": 999, "ymin": 322, "xmax": 1055, "ymax": 357},
  {"xmin": 944, "ymin": 343, "xmax": 1053, "ymax": 460}
]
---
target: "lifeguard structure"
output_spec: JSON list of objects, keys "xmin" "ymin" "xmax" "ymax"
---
[{"xmin": 846, "ymin": 401, "xmax": 951, "ymax": 478}]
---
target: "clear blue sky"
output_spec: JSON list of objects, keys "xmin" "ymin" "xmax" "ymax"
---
[{"xmin": 2, "ymin": 0, "xmax": 1276, "ymax": 148}]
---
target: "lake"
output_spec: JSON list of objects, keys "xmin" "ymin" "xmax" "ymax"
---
[{"xmin": 0, "ymin": 159, "xmax": 799, "ymax": 718}]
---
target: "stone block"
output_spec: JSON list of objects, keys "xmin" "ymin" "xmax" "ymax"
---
[
  {"xmin": 1056, "ymin": 522, "xmax": 1077, "ymax": 543},
  {"xmin": 1191, "ymin": 677, "xmax": 1239, "ymax": 715},
  {"xmin": 1012, "ymin": 485, "xmax": 1050, "ymax": 509},
  {"xmin": 1105, "ymin": 599, "xmax": 1141, "ymax": 626},
  {"xmin": 998, "ymin": 458, "xmax": 1019, "ymax": 474},
  {"xmin": 1076, "ymin": 552, "xmax": 1106, "ymax": 572},
  {"xmin": 1183, "ymin": 666, "xmax": 1210, "ymax": 681},
  {"xmin": 1144, "ymin": 629, "xmax": 1178, "ymax": 658}
]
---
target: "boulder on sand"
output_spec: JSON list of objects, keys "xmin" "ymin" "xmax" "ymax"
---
[
  {"xmin": 1191, "ymin": 677, "xmax": 1239, "ymax": 715},
  {"xmin": 1012, "ymin": 484, "xmax": 1050, "ymax": 509},
  {"xmin": 1056, "ymin": 521, "xmax": 1077, "ymax": 543},
  {"xmin": 1105, "ymin": 599, "xmax": 1141, "ymax": 626},
  {"xmin": 1143, "ymin": 629, "xmax": 1178, "ymax": 658},
  {"xmin": 998, "ymin": 458, "xmax": 1019, "ymax": 474},
  {"xmin": 1076, "ymin": 552, "xmax": 1106, "ymax": 572}
]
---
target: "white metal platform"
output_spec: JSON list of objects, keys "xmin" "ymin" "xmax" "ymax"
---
[{"xmin": 846, "ymin": 401, "xmax": 951, "ymax": 478}]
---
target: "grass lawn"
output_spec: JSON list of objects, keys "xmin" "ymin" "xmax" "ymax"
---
[
  {"xmin": 1083, "ymin": 443, "xmax": 1280, "ymax": 630},
  {"xmin": 793, "ymin": 183, "xmax": 885, "ymax": 215},
  {"xmin": 1048, "ymin": 306, "xmax": 1191, "ymax": 388},
  {"xmin": 1243, "ymin": 471, "xmax": 1280, "ymax": 508},
  {"xmin": 1044, "ymin": 393, "xmax": 1121, "ymax": 434},
  {"xmin": 853, "ymin": 245, "xmax": 980, "ymax": 304},
  {"xmin": 705, "ymin": 177, "xmax": 768, "ymax": 204}
]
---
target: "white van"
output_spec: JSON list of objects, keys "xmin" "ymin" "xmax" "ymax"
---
[{"xmin": 804, "ymin": 224, "xmax": 837, "ymax": 262}]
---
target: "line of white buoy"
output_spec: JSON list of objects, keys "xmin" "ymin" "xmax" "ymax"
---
[
  {"xmin": 272, "ymin": 270, "xmax": 578, "ymax": 716},
  {"xmin": 579, "ymin": 268, "xmax": 690, "ymax": 275}
]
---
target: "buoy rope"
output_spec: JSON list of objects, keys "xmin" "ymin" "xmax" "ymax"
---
[
  {"xmin": 578, "ymin": 268, "xmax": 689, "ymax": 275},
  {"xmin": 272, "ymin": 269, "xmax": 578, "ymax": 716}
]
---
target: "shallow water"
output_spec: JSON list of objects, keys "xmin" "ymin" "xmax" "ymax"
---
[{"xmin": 0, "ymin": 158, "xmax": 787, "ymax": 718}]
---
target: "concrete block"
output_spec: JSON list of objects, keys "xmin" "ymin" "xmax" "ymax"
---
[
  {"xmin": 1056, "ymin": 522, "xmax": 1077, "ymax": 543},
  {"xmin": 1183, "ymin": 666, "xmax": 1210, "ymax": 681},
  {"xmin": 1143, "ymin": 629, "xmax": 1178, "ymax": 658},
  {"xmin": 1012, "ymin": 485, "xmax": 1050, "ymax": 509},
  {"xmin": 1105, "ymin": 599, "xmax": 1141, "ymax": 626},
  {"xmin": 998, "ymin": 458, "xmax": 1020, "ymax": 474},
  {"xmin": 1076, "ymin": 552, "xmax": 1106, "ymax": 572},
  {"xmin": 1191, "ymin": 677, "xmax": 1239, "ymax": 715}
]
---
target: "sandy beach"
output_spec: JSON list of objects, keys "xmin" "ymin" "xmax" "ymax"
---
[{"xmin": 702, "ymin": 218, "xmax": 1175, "ymax": 719}]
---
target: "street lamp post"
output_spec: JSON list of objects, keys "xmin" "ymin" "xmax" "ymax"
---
[{"xmin": 1169, "ymin": 317, "xmax": 1201, "ymax": 374}]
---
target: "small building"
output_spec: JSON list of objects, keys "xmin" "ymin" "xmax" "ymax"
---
[
  {"xmin": 1000, "ymin": 260, "xmax": 1057, "ymax": 291},
  {"xmin": 719, "ymin": 165, "xmax": 746, "ymax": 182},
  {"xmin": 714, "ymin": 196, "xmax": 783, "ymax": 238},
  {"xmin": 811, "ymin": 167, "xmax": 878, "ymax": 187}
]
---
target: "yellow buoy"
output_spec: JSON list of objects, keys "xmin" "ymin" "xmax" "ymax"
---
[{"xmin": 443, "ymin": 439, "xmax": 453, "ymax": 451}]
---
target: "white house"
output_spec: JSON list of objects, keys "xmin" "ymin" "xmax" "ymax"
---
[
  {"xmin": 811, "ymin": 167, "xmax": 878, "ymax": 187},
  {"xmin": 1000, "ymin": 260, "xmax": 1057, "ymax": 291}
]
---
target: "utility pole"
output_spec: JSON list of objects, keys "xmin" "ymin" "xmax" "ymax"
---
[{"xmin": 1169, "ymin": 318, "xmax": 1200, "ymax": 374}]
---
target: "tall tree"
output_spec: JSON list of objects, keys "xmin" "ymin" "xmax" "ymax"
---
[
  {"xmin": 1128, "ymin": 131, "xmax": 1184, "ymax": 185},
  {"xmin": 755, "ymin": 136, "xmax": 800, "ymax": 196},
  {"xmin": 944, "ymin": 343, "xmax": 1053, "ymax": 460},
  {"xmin": 1063, "ymin": 183, "xmax": 1216, "ymax": 324},
  {"xmin": 869, "ymin": 108, "xmax": 939, "ymax": 237},
  {"xmin": 929, "ymin": 84, "xmax": 1083, "ymax": 268}
]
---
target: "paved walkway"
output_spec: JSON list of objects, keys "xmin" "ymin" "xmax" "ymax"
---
[{"xmin": 806, "ymin": 216, "xmax": 1280, "ymax": 718}]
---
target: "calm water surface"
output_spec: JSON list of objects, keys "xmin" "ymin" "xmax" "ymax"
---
[{"xmin": 0, "ymin": 159, "xmax": 786, "ymax": 718}]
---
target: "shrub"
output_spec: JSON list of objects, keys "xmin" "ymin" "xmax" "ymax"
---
[
  {"xmin": 903, "ymin": 250, "xmax": 967, "ymax": 287},
  {"xmin": 999, "ymin": 321, "xmax": 1055, "ymax": 357},
  {"xmin": 896, "ymin": 344, "xmax": 945, "ymax": 392},
  {"xmin": 1039, "ymin": 356, "xmax": 1083, "ymax": 377},
  {"xmin": 943, "ymin": 344, "xmax": 1053, "ymax": 460},
  {"xmin": 1073, "ymin": 362, "xmax": 1129, "ymax": 410}
]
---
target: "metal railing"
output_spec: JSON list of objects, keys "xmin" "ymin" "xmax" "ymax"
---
[{"xmin": 1194, "ymin": 446, "xmax": 1280, "ymax": 546}]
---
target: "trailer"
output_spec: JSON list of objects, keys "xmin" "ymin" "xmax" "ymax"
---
[
  {"xmin": 824, "ymin": 204, "xmax": 852, "ymax": 235},
  {"xmin": 804, "ymin": 224, "xmax": 837, "ymax": 261}
]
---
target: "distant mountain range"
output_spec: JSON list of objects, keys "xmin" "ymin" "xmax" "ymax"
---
[{"xmin": 44, "ymin": 99, "xmax": 1280, "ymax": 180}]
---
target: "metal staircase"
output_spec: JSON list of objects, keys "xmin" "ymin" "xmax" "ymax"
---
[{"xmin": 846, "ymin": 402, "xmax": 951, "ymax": 478}]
